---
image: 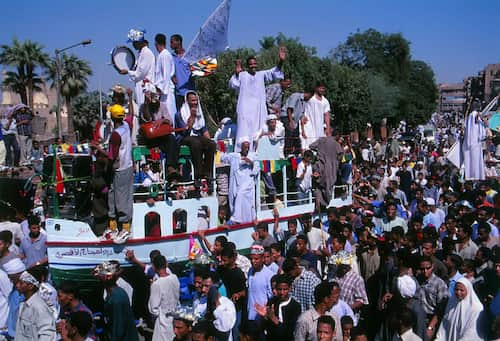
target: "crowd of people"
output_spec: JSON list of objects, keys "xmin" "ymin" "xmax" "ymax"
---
[{"xmin": 0, "ymin": 26, "xmax": 499, "ymax": 341}]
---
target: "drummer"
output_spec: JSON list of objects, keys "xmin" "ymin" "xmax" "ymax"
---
[{"xmin": 119, "ymin": 28, "xmax": 155, "ymax": 142}]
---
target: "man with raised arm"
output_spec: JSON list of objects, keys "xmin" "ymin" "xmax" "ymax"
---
[{"xmin": 229, "ymin": 47, "xmax": 286, "ymax": 151}]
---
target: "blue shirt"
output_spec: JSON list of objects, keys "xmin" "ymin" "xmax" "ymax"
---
[
  {"xmin": 19, "ymin": 233, "xmax": 47, "ymax": 268},
  {"xmin": 247, "ymin": 266, "xmax": 274, "ymax": 320},
  {"xmin": 8, "ymin": 289, "xmax": 24, "ymax": 337},
  {"xmin": 173, "ymin": 54, "xmax": 195, "ymax": 96}
]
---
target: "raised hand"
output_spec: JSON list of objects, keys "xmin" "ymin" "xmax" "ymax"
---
[
  {"xmin": 235, "ymin": 59, "xmax": 242, "ymax": 74},
  {"xmin": 279, "ymin": 46, "xmax": 286, "ymax": 61}
]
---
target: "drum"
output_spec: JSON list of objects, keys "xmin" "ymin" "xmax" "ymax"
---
[
  {"xmin": 140, "ymin": 121, "xmax": 175, "ymax": 140},
  {"xmin": 110, "ymin": 46, "xmax": 136, "ymax": 73}
]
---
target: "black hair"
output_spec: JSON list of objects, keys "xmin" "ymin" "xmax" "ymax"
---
[
  {"xmin": 246, "ymin": 56, "xmax": 257, "ymax": 65},
  {"xmin": 274, "ymin": 274, "xmax": 292, "ymax": 286},
  {"xmin": 303, "ymin": 150, "xmax": 314, "ymax": 159},
  {"xmin": 270, "ymin": 243, "xmax": 282, "ymax": 253},
  {"xmin": 155, "ymin": 33, "xmax": 166, "ymax": 46},
  {"xmin": 256, "ymin": 222, "xmax": 268, "ymax": 231},
  {"xmin": 477, "ymin": 221, "xmax": 491, "ymax": 233},
  {"xmin": 149, "ymin": 249, "xmax": 161, "ymax": 260},
  {"xmin": 58, "ymin": 281, "xmax": 81, "ymax": 298},
  {"xmin": 457, "ymin": 224, "xmax": 472, "ymax": 237},
  {"xmin": 332, "ymin": 233, "xmax": 346, "ymax": 246},
  {"xmin": 215, "ymin": 235, "xmax": 228, "ymax": 246},
  {"xmin": 287, "ymin": 218, "xmax": 297, "ymax": 226},
  {"xmin": 282, "ymin": 257, "xmax": 297, "ymax": 273},
  {"xmin": 296, "ymin": 234, "xmax": 308, "ymax": 243},
  {"xmin": 27, "ymin": 214, "xmax": 40, "ymax": 226},
  {"xmin": 191, "ymin": 319, "xmax": 213, "ymax": 338},
  {"xmin": 68, "ymin": 311, "xmax": 93, "ymax": 337},
  {"xmin": 0, "ymin": 230, "xmax": 12, "ymax": 244},
  {"xmin": 170, "ymin": 34, "xmax": 183, "ymax": 44},
  {"xmin": 314, "ymin": 281, "xmax": 334, "ymax": 306},
  {"xmin": 397, "ymin": 307, "xmax": 415, "ymax": 328},
  {"xmin": 419, "ymin": 255, "xmax": 433, "ymax": 265},
  {"xmin": 220, "ymin": 246, "xmax": 236, "ymax": 259},
  {"xmin": 341, "ymin": 315, "xmax": 354, "ymax": 326},
  {"xmin": 421, "ymin": 238, "xmax": 437, "ymax": 248},
  {"xmin": 317, "ymin": 315, "xmax": 335, "ymax": 332},
  {"xmin": 152, "ymin": 255, "xmax": 167, "ymax": 269}
]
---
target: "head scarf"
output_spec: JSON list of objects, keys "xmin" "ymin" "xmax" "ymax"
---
[
  {"xmin": 250, "ymin": 244, "xmax": 264, "ymax": 255},
  {"xmin": 3, "ymin": 257, "xmax": 26, "ymax": 275},
  {"xmin": 180, "ymin": 91, "xmax": 205, "ymax": 133},
  {"xmin": 127, "ymin": 28, "xmax": 146, "ymax": 42},
  {"xmin": 19, "ymin": 271, "xmax": 40, "ymax": 288},
  {"xmin": 436, "ymin": 277, "xmax": 484, "ymax": 340},
  {"xmin": 93, "ymin": 261, "xmax": 121, "ymax": 278}
]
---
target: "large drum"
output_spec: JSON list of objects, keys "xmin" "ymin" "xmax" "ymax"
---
[{"xmin": 110, "ymin": 46, "xmax": 135, "ymax": 73}]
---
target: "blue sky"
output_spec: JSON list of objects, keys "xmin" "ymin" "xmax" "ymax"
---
[{"xmin": 1, "ymin": 0, "xmax": 499, "ymax": 91}]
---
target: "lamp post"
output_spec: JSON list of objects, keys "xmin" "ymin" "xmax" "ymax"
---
[{"xmin": 54, "ymin": 39, "xmax": 91, "ymax": 140}]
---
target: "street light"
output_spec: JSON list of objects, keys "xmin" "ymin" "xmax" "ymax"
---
[{"xmin": 54, "ymin": 39, "xmax": 91, "ymax": 141}]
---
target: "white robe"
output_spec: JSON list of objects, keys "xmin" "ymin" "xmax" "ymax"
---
[
  {"xmin": 128, "ymin": 45, "xmax": 155, "ymax": 108},
  {"xmin": 435, "ymin": 277, "xmax": 485, "ymax": 341},
  {"xmin": 148, "ymin": 274, "xmax": 180, "ymax": 341},
  {"xmin": 229, "ymin": 67, "xmax": 283, "ymax": 151},
  {"xmin": 154, "ymin": 49, "xmax": 176, "ymax": 125},
  {"xmin": 462, "ymin": 111, "xmax": 486, "ymax": 180},
  {"xmin": 0, "ymin": 269, "xmax": 12, "ymax": 329},
  {"xmin": 221, "ymin": 151, "xmax": 260, "ymax": 223},
  {"xmin": 301, "ymin": 94, "xmax": 330, "ymax": 149}
]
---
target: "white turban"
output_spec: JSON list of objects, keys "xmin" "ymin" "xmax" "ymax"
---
[
  {"xmin": 3, "ymin": 257, "xmax": 26, "ymax": 275},
  {"xmin": 237, "ymin": 136, "xmax": 250, "ymax": 146},
  {"xmin": 397, "ymin": 274, "xmax": 416, "ymax": 299},
  {"xmin": 19, "ymin": 271, "xmax": 40, "ymax": 288}
]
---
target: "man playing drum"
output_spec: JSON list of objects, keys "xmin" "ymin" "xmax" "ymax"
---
[{"xmin": 119, "ymin": 28, "xmax": 155, "ymax": 144}]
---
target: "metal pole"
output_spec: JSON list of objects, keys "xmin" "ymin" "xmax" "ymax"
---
[{"xmin": 55, "ymin": 50, "xmax": 63, "ymax": 140}]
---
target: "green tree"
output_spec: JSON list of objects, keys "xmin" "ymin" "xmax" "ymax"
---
[
  {"xmin": 72, "ymin": 91, "xmax": 111, "ymax": 141},
  {"xmin": 47, "ymin": 53, "xmax": 92, "ymax": 138},
  {"xmin": 366, "ymin": 73, "xmax": 400, "ymax": 123},
  {"xmin": 331, "ymin": 28, "xmax": 411, "ymax": 83},
  {"xmin": 400, "ymin": 60, "xmax": 438, "ymax": 125},
  {"xmin": 0, "ymin": 38, "xmax": 50, "ymax": 107}
]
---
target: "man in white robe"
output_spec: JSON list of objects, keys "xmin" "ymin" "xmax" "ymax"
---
[
  {"xmin": 463, "ymin": 110, "xmax": 486, "ymax": 180},
  {"xmin": 120, "ymin": 29, "xmax": 156, "ymax": 143},
  {"xmin": 229, "ymin": 47, "xmax": 286, "ymax": 151},
  {"xmin": 301, "ymin": 82, "xmax": 332, "ymax": 149},
  {"xmin": 221, "ymin": 138, "xmax": 260, "ymax": 224},
  {"xmin": 153, "ymin": 33, "xmax": 176, "ymax": 126}
]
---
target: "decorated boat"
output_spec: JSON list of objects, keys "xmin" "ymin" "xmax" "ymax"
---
[{"xmin": 37, "ymin": 137, "xmax": 352, "ymax": 284}]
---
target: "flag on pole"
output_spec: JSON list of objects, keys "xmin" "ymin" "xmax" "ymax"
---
[
  {"xmin": 189, "ymin": 234, "xmax": 203, "ymax": 260},
  {"xmin": 184, "ymin": 0, "xmax": 232, "ymax": 65},
  {"xmin": 55, "ymin": 158, "xmax": 65, "ymax": 194}
]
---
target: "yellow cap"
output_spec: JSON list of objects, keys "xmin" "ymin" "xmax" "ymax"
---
[{"xmin": 109, "ymin": 104, "xmax": 125, "ymax": 119}]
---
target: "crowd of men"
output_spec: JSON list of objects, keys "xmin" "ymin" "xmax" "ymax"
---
[{"xmin": 0, "ymin": 26, "xmax": 499, "ymax": 341}]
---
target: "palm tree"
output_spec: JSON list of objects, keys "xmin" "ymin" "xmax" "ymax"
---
[
  {"xmin": 47, "ymin": 53, "xmax": 92, "ymax": 138},
  {"xmin": 0, "ymin": 38, "xmax": 50, "ymax": 107}
]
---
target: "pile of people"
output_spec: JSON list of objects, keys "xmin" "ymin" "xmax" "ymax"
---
[{"xmin": 1, "ymin": 25, "xmax": 500, "ymax": 341}]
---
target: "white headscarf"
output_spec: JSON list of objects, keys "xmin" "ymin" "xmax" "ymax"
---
[
  {"xmin": 436, "ymin": 277, "xmax": 485, "ymax": 341},
  {"xmin": 180, "ymin": 91, "xmax": 205, "ymax": 134}
]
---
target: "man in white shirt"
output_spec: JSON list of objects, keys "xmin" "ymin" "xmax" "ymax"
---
[
  {"xmin": 153, "ymin": 33, "xmax": 176, "ymax": 125},
  {"xmin": 301, "ymin": 82, "xmax": 332, "ymax": 149},
  {"xmin": 120, "ymin": 28, "xmax": 155, "ymax": 142}
]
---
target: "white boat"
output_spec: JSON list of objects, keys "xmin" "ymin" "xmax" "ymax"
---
[{"xmin": 43, "ymin": 137, "xmax": 354, "ymax": 281}]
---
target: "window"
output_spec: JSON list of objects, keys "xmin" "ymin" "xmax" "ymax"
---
[
  {"xmin": 173, "ymin": 209, "xmax": 187, "ymax": 234},
  {"xmin": 144, "ymin": 212, "xmax": 161, "ymax": 237}
]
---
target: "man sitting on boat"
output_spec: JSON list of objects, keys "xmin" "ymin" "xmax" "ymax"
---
[{"xmin": 175, "ymin": 91, "xmax": 217, "ymax": 181}]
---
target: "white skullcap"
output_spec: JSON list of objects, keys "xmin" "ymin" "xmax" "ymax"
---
[
  {"xmin": 425, "ymin": 197, "xmax": 435, "ymax": 206},
  {"xmin": 267, "ymin": 114, "xmax": 278, "ymax": 121},
  {"xmin": 3, "ymin": 257, "xmax": 26, "ymax": 275},
  {"xmin": 238, "ymin": 136, "xmax": 250, "ymax": 145},
  {"xmin": 397, "ymin": 274, "xmax": 416, "ymax": 299}
]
